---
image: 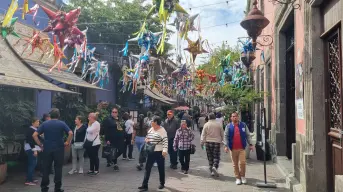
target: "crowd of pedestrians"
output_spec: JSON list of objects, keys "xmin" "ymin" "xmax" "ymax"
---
[{"xmin": 24, "ymin": 107, "xmax": 254, "ymax": 192}]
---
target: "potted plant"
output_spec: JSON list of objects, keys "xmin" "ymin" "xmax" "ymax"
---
[{"xmin": 0, "ymin": 132, "xmax": 7, "ymax": 184}]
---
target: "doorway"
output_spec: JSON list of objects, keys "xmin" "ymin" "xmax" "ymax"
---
[
  {"xmin": 284, "ymin": 24, "xmax": 296, "ymax": 159},
  {"xmin": 324, "ymin": 25, "xmax": 343, "ymax": 191}
]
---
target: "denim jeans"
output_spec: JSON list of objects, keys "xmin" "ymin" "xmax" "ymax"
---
[
  {"xmin": 26, "ymin": 150, "xmax": 37, "ymax": 182},
  {"xmin": 71, "ymin": 145, "xmax": 85, "ymax": 170},
  {"xmin": 135, "ymin": 136, "xmax": 145, "ymax": 152}
]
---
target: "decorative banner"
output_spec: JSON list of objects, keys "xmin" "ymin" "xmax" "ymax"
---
[{"xmin": 295, "ymin": 62, "xmax": 304, "ymax": 120}]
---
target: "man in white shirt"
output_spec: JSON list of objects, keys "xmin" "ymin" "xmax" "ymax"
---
[{"xmin": 123, "ymin": 114, "xmax": 135, "ymax": 160}]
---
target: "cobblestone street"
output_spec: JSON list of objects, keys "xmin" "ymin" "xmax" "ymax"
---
[{"xmin": 0, "ymin": 131, "xmax": 290, "ymax": 192}]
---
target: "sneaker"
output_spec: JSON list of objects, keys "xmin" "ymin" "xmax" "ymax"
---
[
  {"xmin": 138, "ymin": 186, "xmax": 148, "ymax": 191},
  {"xmin": 128, "ymin": 158, "xmax": 135, "ymax": 161},
  {"xmin": 92, "ymin": 171, "xmax": 99, "ymax": 176},
  {"xmin": 106, "ymin": 163, "xmax": 112, "ymax": 167},
  {"xmin": 241, "ymin": 177, "xmax": 247, "ymax": 184},
  {"xmin": 68, "ymin": 169, "xmax": 77, "ymax": 175},
  {"xmin": 170, "ymin": 164, "xmax": 177, "ymax": 169},
  {"xmin": 113, "ymin": 164, "xmax": 119, "ymax": 171},
  {"xmin": 136, "ymin": 164, "xmax": 143, "ymax": 171},
  {"xmin": 236, "ymin": 179, "xmax": 242, "ymax": 185},
  {"xmin": 78, "ymin": 168, "xmax": 83, "ymax": 174},
  {"xmin": 184, "ymin": 170, "xmax": 188, "ymax": 174},
  {"xmin": 153, "ymin": 162, "xmax": 158, "ymax": 167},
  {"xmin": 212, "ymin": 167, "xmax": 218, "ymax": 177},
  {"xmin": 25, "ymin": 182, "xmax": 37, "ymax": 186},
  {"xmin": 122, "ymin": 157, "xmax": 127, "ymax": 160},
  {"xmin": 211, "ymin": 172, "xmax": 215, "ymax": 176},
  {"xmin": 87, "ymin": 170, "xmax": 94, "ymax": 175},
  {"xmin": 158, "ymin": 184, "xmax": 165, "ymax": 189},
  {"xmin": 33, "ymin": 179, "xmax": 39, "ymax": 183}
]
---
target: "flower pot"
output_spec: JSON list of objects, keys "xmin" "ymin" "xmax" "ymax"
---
[
  {"xmin": 63, "ymin": 145, "xmax": 72, "ymax": 164},
  {"xmin": 0, "ymin": 163, "xmax": 7, "ymax": 184}
]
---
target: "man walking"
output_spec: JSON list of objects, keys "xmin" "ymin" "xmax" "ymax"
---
[
  {"xmin": 162, "ymin": 110, "xmax": 180, "ymax": 169},
  {"xmin": 224, "ymin": 112, "xmax": 253, "ymax": 185},
  {"xmin": 201, "ymin": 113, "xmax": 224, "ymax": 177},
  {"xmin": 102, "ymin": 107, "xmax": 125, "ymax": 171},
  {"xmin": 198, "ymin": 114, "xmax": 206, "ymax": 135},
  {"xmin": 33, "ymin": 108, "xmax": 73, "ymax": 192}
]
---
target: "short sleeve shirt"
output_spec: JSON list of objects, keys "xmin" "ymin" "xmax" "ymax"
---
[{"xmin": 36, "ymin": 119, "xmax": 71, "ymax": 152}]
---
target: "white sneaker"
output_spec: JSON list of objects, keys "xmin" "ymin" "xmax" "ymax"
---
[
  {"xmin": 212, "ymin": 167, "xmax": 218, "ymax": 177},
  {"xmin": 68, "ymin": 169, "xmax": 77, "ymax": 175},
  {"xmin": 241, "ymin": 177, "xmax": 247, "ymax": 184},
  {"xmin": 153, "ymin": 163, "xmax": 158, "ymax": 167},
  {"xmin": 211, "ymin": 172, "xmax": 215, "ymax": 176},
  {"xmin": 78, "ymin": 168, "xmax": 83, "ymax": 174},
  {"xmin": 236, "ymin": 179, "xmax": 242, "ymax": 185}
]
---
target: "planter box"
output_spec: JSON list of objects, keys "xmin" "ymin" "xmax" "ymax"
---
[
  {"xmin": 0, "ymin": 163, "xmax": 7, "ymax": 184},
  {"xmin": 63, "ymin": 145, "xmax": 72, "ymax": 164}
]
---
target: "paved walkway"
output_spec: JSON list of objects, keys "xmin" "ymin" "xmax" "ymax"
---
[{"xmin": 0, "ymin": 130, "xmax": 290, "ymax": 192}]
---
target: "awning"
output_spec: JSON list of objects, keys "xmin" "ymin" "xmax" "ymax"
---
[
  {"xmin": 0, "ymin": 38, "xmax": 76, "ymax": 94},
  {"xmin": 6, "ymin": 20, "xmax": 103, "ymax": 90},
  {"xmin": 142, "ymin": 87, "xmax": 172, "ymax": 105},
  {"xmin": 151, "ymin": 87, "xmax": 177, "ymax": 103}
]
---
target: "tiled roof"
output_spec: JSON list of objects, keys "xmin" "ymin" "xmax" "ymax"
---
[
  {"xmin": 0, "ymin": 37, "xmax": 75, "ymax": 93},
  {"xmin": 6, "ymin": 19, "xmax": 103, "ymax": 90}
]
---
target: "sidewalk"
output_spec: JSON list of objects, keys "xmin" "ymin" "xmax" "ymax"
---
[{"xmin": 0, "ymin": 130, "xmax": 290, "ymax": 192}]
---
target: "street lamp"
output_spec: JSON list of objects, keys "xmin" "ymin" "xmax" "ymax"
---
[{"xmin": 240, "ymin": 0, "xmax": 270, "ymax": 50}]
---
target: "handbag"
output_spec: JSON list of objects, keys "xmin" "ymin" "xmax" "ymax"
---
[
  {"xmin": 83, "ymin": 133, "xmax": 98, "ymax": 148},
  {"xmin": 102, "ymin": 145, "xmax": 112, "ymax": 158},
  {"xmin": 144, "ymin": 130, "xmax": 162, "ymax": 154},
  {"xmin": 73, "ymin": 128, "xmax": 84, "ymax": 149},
  {"xmin": 190, "ymin": 144, "xmax": 196, "ymax": 154}
]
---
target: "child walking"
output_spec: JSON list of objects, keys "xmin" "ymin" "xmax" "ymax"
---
[{"xmin": 173, "ymin": 120, "xmax": 195, "ymax": 174}]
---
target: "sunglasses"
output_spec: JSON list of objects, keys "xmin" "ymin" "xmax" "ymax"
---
[{"xmin": 112, "ymin": 111, "xmax": 118, "ymax": 114}]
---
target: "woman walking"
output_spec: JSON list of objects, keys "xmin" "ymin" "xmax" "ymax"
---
[
  {"xmin": 201, "ymin": 113, "xmax": 224, "ymax": 177},
  {"xmin": 134, "ymin": 114, "xmax": 149, "ymax": 170},
  {"xmin": 138, "ymin": 116, "xmax": 168, "ymax": 192},
  {"xmin": 84, "ymin": 112, "xmax": 101, "ymax": 176},
  {"xmin": 173, "ymin": 120, "xmax": 195, "ymax": 174},
  {"xmin": 68, "ymin": 116, "xmax": 87, "ymax": 175},
  {"xmin": 24, "ymin": 117, "xmax": 41, "ymax": 185}
]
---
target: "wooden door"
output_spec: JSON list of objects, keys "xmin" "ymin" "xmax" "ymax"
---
[
  {"xmin": 285, "ymin": 25, "xmax": 296, "ymax": 160},
  {"xmin": 325, "ymin": 26, "xmax": 343, "ymax": 191}
]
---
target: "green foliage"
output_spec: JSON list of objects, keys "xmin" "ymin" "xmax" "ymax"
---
[
  {"xmin": 0, "ymin": 87, "xmax": 35, "ymax": 139},
  {"xmin": 53, "ymin": 94, "xmax": 91, "ymax": 129},
  {"xmin": 66, "ymin": 0, "xmax": 174, "ymax": 57},
  {"xmin": 215, "ymin": 84, "xmax": 263, "ymax": 110},
  {"xmin": 198, "ymin": 44, "xmax": 263, "ymax": 110}
]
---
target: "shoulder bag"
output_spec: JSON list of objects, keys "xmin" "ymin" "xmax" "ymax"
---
[
  {"xmin": 144, "ymin": 130, "xmax": 162, "ymax": 154},
  {"xmin": 73, "ymin": 127, "xmax": 84, "ymax": 149},
  {"xmin": 83, "ymin": 132, "xmax": 98, "ymax": 149}
]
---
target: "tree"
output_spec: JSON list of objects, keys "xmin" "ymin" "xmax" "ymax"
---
[
  {"xmin": 198, "ymin": 44, "xmax": 263, "ymax": 111},
  {"xmin": 65, "ymin": 0, "xmax": 174, "ymax": 57}
]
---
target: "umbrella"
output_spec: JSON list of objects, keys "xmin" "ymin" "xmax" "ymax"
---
[{"xmin": 174, "ymin": 106, "xmax": 190, "ymax": 111}]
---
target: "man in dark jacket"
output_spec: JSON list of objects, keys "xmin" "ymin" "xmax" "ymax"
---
[
  {"xmin": 102, "ymin": 107, "xmax": 126, "ymax": 171},
  {"xmin": 162, "ymin": 110, "xmax": 180, "ymax": 169}
]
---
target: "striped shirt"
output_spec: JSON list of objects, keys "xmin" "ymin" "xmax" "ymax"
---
[
  {"xmin": 173, "ymin": 128, "xmax": 195, "ymax": 150},
  {"xmin": 146, "ymin": 127, "xmax": 168, "ymax": 153}
]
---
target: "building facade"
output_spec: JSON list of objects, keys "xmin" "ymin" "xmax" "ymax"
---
[{"xmin": 247, "ymin": 0, "xmax": 343, "ymax": 191}]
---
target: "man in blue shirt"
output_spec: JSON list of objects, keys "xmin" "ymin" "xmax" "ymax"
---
[{"xmin": 33, "ymin": 108, "xmax": 73, "ymax": 192}]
